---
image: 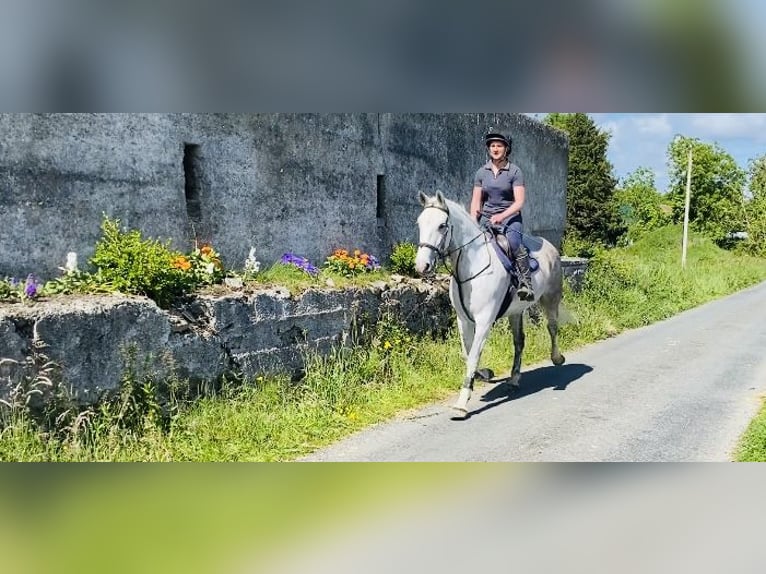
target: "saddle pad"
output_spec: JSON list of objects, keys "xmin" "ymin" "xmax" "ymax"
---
[{"xmin": 489, "ymin": 239, "xmax": 540, "ymax": 274}]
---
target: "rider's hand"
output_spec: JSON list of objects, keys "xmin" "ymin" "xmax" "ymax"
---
[{"xmin": 489, "ymin": 214, "xmax": 506, "ymax": 226}]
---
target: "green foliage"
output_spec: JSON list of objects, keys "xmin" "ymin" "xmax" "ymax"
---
[
  {"xmin": 735, "ymin": 404, "xmax": 766, "ymax": 461},
  {"xmin": 615, "ymin": 167, "xmax": 672, "ymax": 244},
  {"xmin": 665, "ymin": 136, "xmax": 746, "ymax": 246},
  {"xmin": 0, "ymin": 275, "xmax": 44, "ymax": 302},
  {"xmin": 252, "ymin": 263, "xmax": 321, "ymax": 294},
  {"xmin": 43, "ymin": 270, "xmax": 116, "ymax": 296},
  {"xmin": 389, "ymin": 242, "xmax": 418, "ymax": 276},
  {"xmin": 741, "ymin": 155, "xmax": 766, "ymax": 257},
  {"xmin": 543, "ymin": 113, "xmax": 625, "ymax": 247},
  {"xmin": 560, "ymin": 232, "xmax": 597, "ymax": 258},
  {"xmin": 90, "ymin": 216, "xmax": 195, "ymax": 307}
]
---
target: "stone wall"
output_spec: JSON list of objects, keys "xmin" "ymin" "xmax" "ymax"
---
[
  {"xmin": 0, "ymin": 281, "xmax": 453, "ymax": 405},
  {"xmin": 0, "ymin": 113, "xmax": 568, "ymax": 281}
]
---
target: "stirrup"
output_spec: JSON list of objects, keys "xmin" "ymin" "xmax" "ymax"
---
[{"xmin": 517, "ymin": 284, "xmax": 534, "ymax": 301}]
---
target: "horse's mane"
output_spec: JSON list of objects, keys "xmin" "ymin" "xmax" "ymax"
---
[{"xmin": 443, "ymin": 198, "xmax": 481, "ymax": 232}]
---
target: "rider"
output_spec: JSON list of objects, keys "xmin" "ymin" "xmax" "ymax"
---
[{"xmin": 469, "ymin": 132, "xmax": 534, "ymax": 301}]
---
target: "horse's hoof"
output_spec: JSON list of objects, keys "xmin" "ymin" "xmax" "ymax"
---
[
  {"xmin": 476, "ymin": 368, "xmax": 494, "ymax": 382},
  {"xmin": 450, "ymin": 405, "xmax": 469, "ymax": 420},
  {"xmin": 508, "ymin": 374, "xmax": 521, "ymax": 389},
  {"xmin": 552, "ymin": 354, "xmax": 566, "ymax": 366}
]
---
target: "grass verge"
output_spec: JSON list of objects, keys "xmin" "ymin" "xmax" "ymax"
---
[{"xmin": 2, "ymin": 225, "xmax": 766, "ymax": 461}]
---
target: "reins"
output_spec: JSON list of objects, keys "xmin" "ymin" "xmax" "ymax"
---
[
  {"xmin": 419, "ymin": 204, "xmax": 492, "ymax": 284},
  {"xmin": 419, "ymin": 204, "xmax": 496, "ymax": 324}
]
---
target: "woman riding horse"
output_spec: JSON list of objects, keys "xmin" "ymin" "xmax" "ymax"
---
[{"xmin": 470, "ymin": 133, "xmax": 534, "ymax": 301}]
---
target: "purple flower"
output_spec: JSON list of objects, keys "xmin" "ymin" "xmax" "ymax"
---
[
  {"xmin": 9, "ymin": 277, "xmax": 19, "ymax": 287},
  {"xmin": 280, "ymin": 253, "xmax": 319, "ymax": 276},
  {"xmin": 23, "ymin": 274, "xmax": 41, "ymax": 298},
  {"xmin": 366, "ymin": 255, "xmax": 381, "ymax": 270}
]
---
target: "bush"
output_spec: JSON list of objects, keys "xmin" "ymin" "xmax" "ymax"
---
[
  {"xmin": 184, "ymin": 243, "xmax": 226, "ymax": 286},
  {"xmin": 389, "ymin": 242, "xmax": 418, "ymax": 276},
  {"xmin": 560, "ymin": 233, "xmax": 597, "ymax": 258},
  {"xmin": 90, "ymin": 216, "xmax": 195, "ymax": 307}
]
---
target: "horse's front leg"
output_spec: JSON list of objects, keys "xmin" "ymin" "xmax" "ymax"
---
[
  {"xmin": 453, "ymin": 318, "xmax": 493, "ymax": 416},
  {"xmin": 508, "ymin": 312, "xmax": 525, "ymax": 389},
  {"xmin": 456, "ymin": 315, "xmax": 475, "ymax": 361}
]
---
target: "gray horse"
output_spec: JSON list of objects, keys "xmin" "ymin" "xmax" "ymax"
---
[{"xmin": 415, "ymin": 191, "xmax": 566, "ymax": 417}]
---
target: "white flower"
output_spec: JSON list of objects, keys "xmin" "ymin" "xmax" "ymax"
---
[
  {"xmin": 205, "ymin": 262, "xmax": 215, "ymax": 275},
  {"xmin": 244, "ymin": 246, "xmax": 261, "ymax": 273},
  {"xmin": 65, "ymin": 252, "xmax": 78, "ymax": 273}
]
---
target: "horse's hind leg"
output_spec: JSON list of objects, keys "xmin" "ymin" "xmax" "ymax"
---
[
  {"xmin": 453, "ymin": 319, "xmax": 493, "ymax": 416},
  {"xmin": 508, "ymin": 312, "xmax": 525, "ymax": 389},
  {"xmin": 541, "ymin": 293, "xmax": 566, "ymax": 366}
]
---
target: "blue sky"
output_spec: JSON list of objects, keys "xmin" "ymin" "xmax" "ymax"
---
[
  {"xmin": 590, "ymin": 113, "xmax": 766, "ymax": 192},
  {"xmin": 528, "ymin": 113, "xmax": 766, "ymax": 193}
]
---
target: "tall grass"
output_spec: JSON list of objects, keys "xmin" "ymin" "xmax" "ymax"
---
[
  {"xmin": 735, "ymin": 412, "xmax": 766, "ymax": 462},
  {"xmin": 2, "ymin": 225, "xmax": 766, "ymax": 461}
]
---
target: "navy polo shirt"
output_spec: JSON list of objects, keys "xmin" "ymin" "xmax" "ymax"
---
[{"xmin": 474, "ymin": 161, "xmax": 525, "ymax": 217}]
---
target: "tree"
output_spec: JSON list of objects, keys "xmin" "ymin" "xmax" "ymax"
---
[
  {"xmin": 742, "ymin": 154, "xmax": 766, "ymax": 256},
  {"xmin": 543, "ymin": 113, "xmax": 624, "ymax": 250},
  {"xmin": 666, "ymin": 136, "xmax": 746, "ymax": 246},
  {"xmin": 615, "ymin": 167, "xmax": 671, "ymax": 243}
]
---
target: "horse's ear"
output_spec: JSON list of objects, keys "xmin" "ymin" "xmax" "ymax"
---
[
  {"xmin": 435, "ymin": 190, "xmax": 446, "ymax": 206},
  {"xmin": 418, "ymin": 191, "xmax": 429, "ymax": 206}
]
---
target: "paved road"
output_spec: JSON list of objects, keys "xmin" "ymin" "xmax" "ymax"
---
[{"xmin": 302, "ymin": 281, "xmax": 766, "ymax": 461}]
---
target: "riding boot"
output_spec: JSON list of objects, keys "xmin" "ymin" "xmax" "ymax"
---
[{"xmin": 514, "ymin": 246, "xmax": 535, "ymax": 302}]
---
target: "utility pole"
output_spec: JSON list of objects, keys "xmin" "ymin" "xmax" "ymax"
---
[{"xmin": 682, "ymin": 148, "xmax": 692, "ymax": 268}]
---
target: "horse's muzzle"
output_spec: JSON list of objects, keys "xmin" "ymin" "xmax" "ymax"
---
[
  {"xmin": 415, "ymin": 245, "xmax": 439, "ymax": 276},
  {"xmin": 415, "ymin": 261, "xmax": 434, "ymax": 276}
]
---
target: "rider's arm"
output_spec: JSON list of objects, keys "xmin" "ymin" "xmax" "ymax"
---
[
  {"xmin": 504, "ymin": 185, "xmax": 525, "ymax": 218},
  {"xmin": 470, "ymin": 185, "xmax": 483, "ymax": 221}
]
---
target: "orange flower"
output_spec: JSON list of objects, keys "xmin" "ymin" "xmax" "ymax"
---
[
  {"xmin": 354, "ymin": 249, "xmax": 361, "ymax": 257},
  {"xmin": 200, "ymin": 245, "xmax": 215, "ymax": 257},
  {"xmin": 172, "ymin": 255, "xmax": 192, "ymax": 271}
]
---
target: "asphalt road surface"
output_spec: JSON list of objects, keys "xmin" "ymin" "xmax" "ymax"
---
[{"xmin": 302, "ymin": 281, "xmax": 766, "ymax": 461}]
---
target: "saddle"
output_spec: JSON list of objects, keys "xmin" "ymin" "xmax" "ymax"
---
[
  {"xmin": 482, "ymin": 227, "xmax": 542, "ymax": 321},
  {"xmin": 482, "ymin": 227, "xmax": 540, "ymax": 276}
]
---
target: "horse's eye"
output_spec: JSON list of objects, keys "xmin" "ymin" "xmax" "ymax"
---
[{"xmin": 438, "ymin": 223, "xmax": 448, "ymax": 232}]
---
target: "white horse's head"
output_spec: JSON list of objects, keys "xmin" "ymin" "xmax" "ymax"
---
[{"xmin": 415, "ymin": 191, "xmax": 451, "ymax": 276}]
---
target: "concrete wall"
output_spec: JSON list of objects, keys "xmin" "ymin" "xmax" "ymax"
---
[{"xmin": 0, "ymin": 113, "xmax": 568, "ymax": 280}]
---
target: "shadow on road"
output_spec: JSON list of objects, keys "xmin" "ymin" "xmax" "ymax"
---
[{"xmin": 453, "ymin": 363, "xmax": 593, "ymax": 420}]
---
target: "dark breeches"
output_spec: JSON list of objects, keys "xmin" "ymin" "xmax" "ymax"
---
[{"xmin": 505, "ymin": 220, "xmax": 523, "ymax": 254}]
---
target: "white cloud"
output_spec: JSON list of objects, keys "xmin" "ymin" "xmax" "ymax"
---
[
  {"xmin": 689, "ymin": 114, "xmax": 766, "ymax": 141},
  {"xmin": 632, "ymin": 114, "xmax": 672, "ymax": 136}
]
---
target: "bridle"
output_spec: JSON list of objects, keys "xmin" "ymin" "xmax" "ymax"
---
[
  {"xmin": 417, "ymin": 204, "xmax": 452, "ymax": 258},
  {"xmin": 418, "ymin": 205, "xmax": 491, "ymax": 285}
]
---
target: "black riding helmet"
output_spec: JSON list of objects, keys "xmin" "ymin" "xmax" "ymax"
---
[{"xmin": 485, "ymin": 132, "xmax": 512, "ymax": 154}]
